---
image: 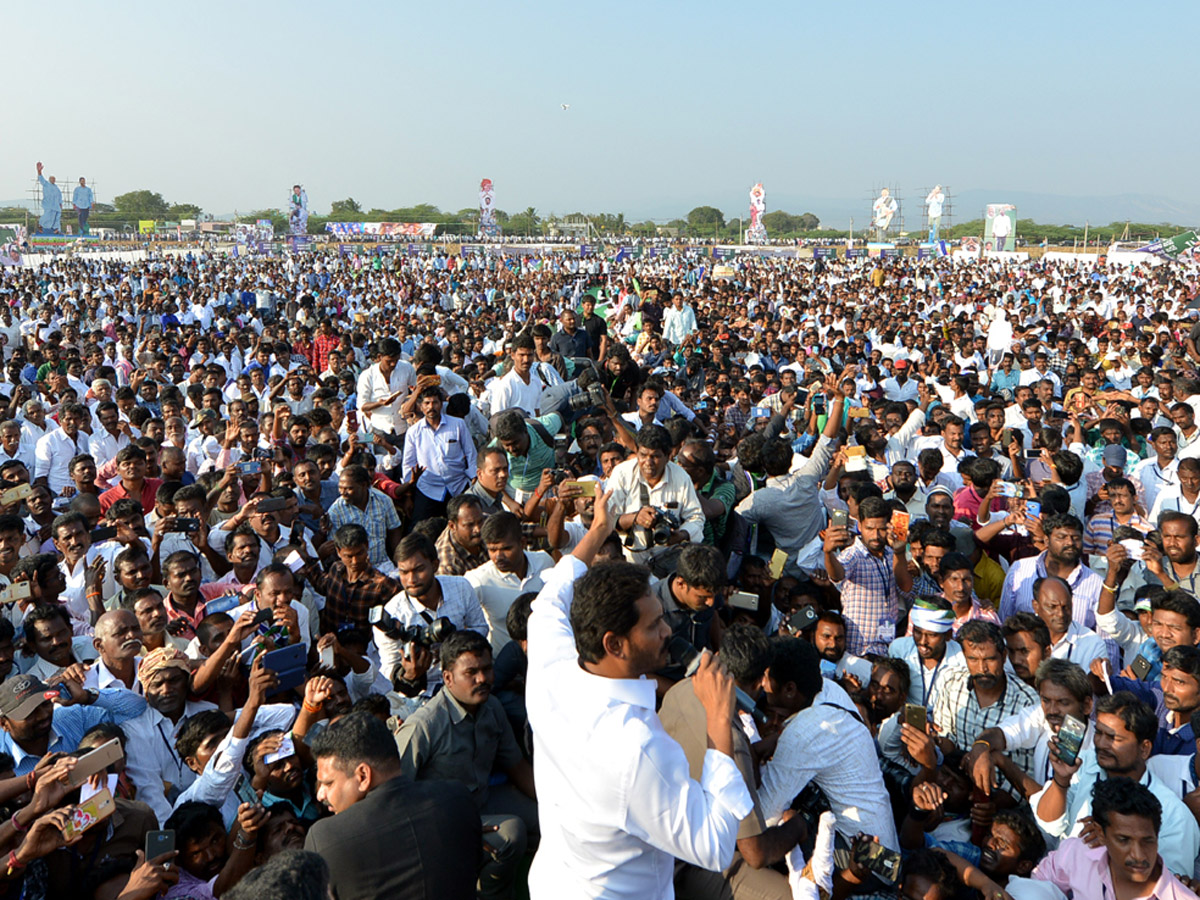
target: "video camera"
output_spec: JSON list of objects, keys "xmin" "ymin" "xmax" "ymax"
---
[{"xmin": 368, "ymin": 607, "xmax": 457, "ymax": 647}]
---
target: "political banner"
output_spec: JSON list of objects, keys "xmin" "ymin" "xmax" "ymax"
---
[
  {"xmin": 712, "ymin": 247, "xmax": 736, "ymax": 260},
  {"xmin": 713, "ymin": 265, "xmax": 736, "ymax": 279},
  {"xmin": 478, "ymin": 178, "xmax": 499, "ymax": 237},
  {"xmin": 813, "ymin": 247, "xmax": 837, "ymax": 258},
  {"xmin": 846, "ymin": 248, "xmax": 866, "ymax": 258},
  {"xmin": 324, "ymin": 222, "xmax": 438, "ymax": 237},
  {"xmin": 984, "ymin": 204, "xmax": 1017, "ymax": 252},
  {"xmin": 747, "ymin": 183, "xmax": 767, "ymax": 244},
  {"xmin": 1138, "ymin": 230, "xmax": 1198, "ymax": 259},
  {"xmin": 138, "ymin": 220, "xmax": 156, "ymax": 234},
  {"xmin": 0, "ymin": 226, "xmax": 24, "ymax": 267}
]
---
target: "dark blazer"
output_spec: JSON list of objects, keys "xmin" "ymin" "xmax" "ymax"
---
[{"xmin": 305, "ymin": 775, "xmax": 480, "ymax": 900}]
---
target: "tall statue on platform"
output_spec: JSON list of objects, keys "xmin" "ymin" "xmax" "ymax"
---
[
  {"xmin": 872, "ymin": 188, "xmax": 897, "ymax": 240},
  {"xmin": 288, "ymin": 185, "xmax": 308, "ymax": 236},
  {"xmin": 35, "ymin": 162, "xmax": 62, "ymax": 234},
  {"xmin": 72, "ymin": 178, "xmax": 93, "ymax": 235},
  {"xmin": 925, "ymin": 185, "xmax": 945, "ymax": 242},
  {"xmin": 746, "ymin": 183, "xmax": 768, "ymax": 244}
]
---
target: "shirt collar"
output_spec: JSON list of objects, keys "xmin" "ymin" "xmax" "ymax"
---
[{"xmin": 575, "ymin": 664, "xmax": 656, "ymax": 712}]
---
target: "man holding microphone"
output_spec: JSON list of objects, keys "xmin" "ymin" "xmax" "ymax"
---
[{"xmin": 526, "ymin": 487, "xmax": 752, "ymax": 898}]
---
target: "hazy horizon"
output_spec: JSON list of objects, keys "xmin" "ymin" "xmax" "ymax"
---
[{"xmin": 4, "ymin": 0, "xmax": 1196, "ymax": 227}]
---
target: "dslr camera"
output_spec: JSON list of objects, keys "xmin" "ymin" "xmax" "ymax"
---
[
  {"xmin": 368, "ymin": 608, "xmax": 457, "ymax": 647},
  {"xmin": 648, "ymin": 503, "xmax": 681, "ymax": 546},
  {"xmin": 566, "ymin": 383, "xmax": 607, "ymax": 412}
]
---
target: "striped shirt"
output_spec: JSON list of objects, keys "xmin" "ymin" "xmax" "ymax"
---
[
  {"xmin": 1083, "ymin": 512, "xmax": 1148, "ymax": 557},
  {"xmin": 932, "ymin": 667, "xmax": 1038, "ymax": 775},
  {"xmin": 998, "ymin": 552, "xmax": 1104, "ymax": 629}
]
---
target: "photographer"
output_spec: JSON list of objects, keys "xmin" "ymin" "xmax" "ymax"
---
[{"xmin": 608, "ymin": 424, "xmax": 704, "ymax": 566}]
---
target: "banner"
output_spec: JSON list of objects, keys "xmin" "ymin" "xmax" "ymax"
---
[
  {"xmin": 478, "ymin": 178, "xmax": 499, "ymax": 237},
  {"xmin": 288, "ymin": 186, "xmax": 308, "ymax": 237},
  {"xmin": 138, "ymin": 220, "xmax": 156, "ymax": 234},
  {"xmin": 712, "ymin": 247, "xmax": 736, "ymax": 259},
  {"xmin": 747, "ymin": 183, "xmax": 767, "ymax": 244},
  {"xmin": 1138, "ymin": 230, "xmax": 1198, "ymax": 259},
  {"xmin": 324, "ymin": 222, "xmax": 438, "ymax": 237},
  {"xmin": 813, "ymin": 247, "xmax": 837, "ymax": 258},
  {"xmin": 0, "ymin": 226, "xmax": 24, "ymax": 267},
  {"xmin": 983, "ymin": 204, "xmax": 1017, "ymax": 252}
]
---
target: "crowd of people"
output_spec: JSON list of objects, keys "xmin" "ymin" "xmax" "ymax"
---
[{"xmin": 0, "ymin": 242, "xmax": 1196, "ymax": 900}]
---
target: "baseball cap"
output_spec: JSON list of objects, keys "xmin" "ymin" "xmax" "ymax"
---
[
  {"xmin": 0, "ymin": 674, "xmax": 56, "ymax": 720},
  {"xmin": 893, "ymin": 359, "xmax": 909, "ymax": 370},
  {"xmin": 1102, "ymin": 445, "xmax": 1127, "ymax": 468}
]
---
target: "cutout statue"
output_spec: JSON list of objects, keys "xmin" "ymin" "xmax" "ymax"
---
[
  {"xmin": 925, "ymin": 186, "xmax": 945, "ymax": 242},
  {"xmin": 36, "ymin": 162, "xmax": 62, "ymax": 234},
  {"xmin": 872, "ymin": 189, "xmax": 897, "ymax": 240}
]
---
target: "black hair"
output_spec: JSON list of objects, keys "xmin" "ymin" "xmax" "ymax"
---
[
  {"xmin": 175, "ymin": 710, "xmax": 233, "ymax": 760},
  {"xmin": 766, "ymin": 637, "xmax": 823, "ymax": 700},
  {"xmin": 1095, "ymin": 691, "xmax": 1157, "ymax": 745},
  {"xmin": 992, "ymin": 811, "xmax": 1046, "ymax": 864},
  {"xmin": 1163, "ymin": 644, "xmax": 1200, "ymax": 681},
  {"xmin": 956, "ymin": 619, "xmax": 1006, "ymax": 654},
  {"xmin": 481, "ymin": 512, "xmax": 522, "ymax": 546},
  {"xmin": 1152, "ymin": 590, "xmax": 1200, "ymax": 628},
  {"xmin": 718, "ymin": 624, "xmax": 771, "ymax": 685},
  {"xmin": 635, "ymin": 424, "xmax": 672, "ymax": 456},
  {"xmin": 1040, "ymin": 512, "xmax": 1083, "ymax": 538},
  {"xmin": 164, "ymin": 801, "xmax": 225, "ymax": 846},
  {"xmin": 1091, "ymin": 776, "xmax": 1161, "ymax": 834},
  {"xmin": 333, "ymin": 524, "xmax": 369, "ymax": 550},
  {"xmin": 506, "ymin": 591, "xmax": 536, "ymax": 644},
  {"xmin": 570, "ymin": 561, "xmax": 651, "ymax": 665},
  {"xmin": 439, "ymin": 629, "xmax": 492, "ymax": 671},
  {"xmin": 1034, "ymin": 658, "xmax": 1091, "ymax": 702},
  {"xmin": 22, "ymin": 603, "xmax": 70, "ymax": 645},
  {"xmin": 221, "ymin": 850, "xmax": 331, "ymax": 900},
  {"xmin": 857, "ymin": 496, "xmax": 891, "ymax": 523},
  {"xmin": 196, "ymin": 612, "xmax": 233, "ymax": 647},
  {"xmin": 395, "ymin": 532, "xmax": 438, "ymax": 566},
  {"xmin": 309, "ymin": 711, "xmax": 400, "ymax": 773},
  {"xmin": 1158, "ymin": 510, "xmax": 1199, "ymax": 538},
  {"xmin": 900, "ymin": 848, "xmax": 957, "ymax": 894},
  {"xmin": 873, "ymin": 656, "xmax": 911, "ymax": 699},
  {"xmin": 674, "ymin": 544, "xmax": 726, "ymax": 592}
]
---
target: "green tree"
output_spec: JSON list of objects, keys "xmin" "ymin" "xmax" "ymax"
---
[
  {"xmin": 167, "ymin": 203, "xmax": 202, "ymax": 220},
  {"xmin": 687, "ymin": 206, "xmax": 725, "ymax": 229},
  {"xmin": 797, "ymin": 212, "xmax": 820, "ymax": 231},
  {"xmin": 113, "ymin": 190, "xmax": 169, "ymax": 219},
  {"xmin": 329, "ymin": 198, "xmax": 362, "ymax": 218}
]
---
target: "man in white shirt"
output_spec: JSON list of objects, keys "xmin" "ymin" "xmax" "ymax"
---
[
  {"xmin": 355, "ymin": 337, "xmax": 415, "ymax": 437},
  {"xmin": 881, "ymin": 359, "xmax": 919, "ymax": 403},
  {"xmin": 662, "ymin": 292, "xmax": 699, "ymax": 348},
  {"xmin": 465, "ymin": 513, "xmax": 554, "ymax": 653},
  {"xmin": 526, "ymin": 489, "xmax": 752, "ymax": 900},
  {"xmin": 34, "ymin": 402, "xmax": 89, "ymax": 496},
  {"xmin": 486, "ymin": 333, "xmax": 545, "ymax": 417},
  {"xmin": 607, "ymin": 425, "xmax": 705, "ymax": 565}
]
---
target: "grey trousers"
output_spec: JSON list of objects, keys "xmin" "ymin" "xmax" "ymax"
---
[{"xmin": 478, "ymin": 784, "xmax": 539, "ymax": 899}]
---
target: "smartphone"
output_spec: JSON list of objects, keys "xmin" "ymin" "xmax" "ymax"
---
[
  {"xmin": 751, "ymin": 408, "xmax": 770, "ymax": 420},
  {"xmin": 1024, "ymin": 448, "xmax": 1042, "ymax": 461},
  {"xmin": 263, "ymin": 733, "xmax": 296, "ymax": 765},
  {"xmin": 319, "ymin": 644, "xmax": 335, "ymax": 669},
  {"xmin": 1025, "ymin": 500, "xmax": 1041, "ymax": 518},
  {"xmin": 727, "ymin": 591, "xmax": 760, "ymax": 612},
  {"xmin": 169, "ymin": 518, "xmax": 200, "ymax": 533},
  {"xmin": 769, "ymin": 548, "xmax": 788, "ymax": 579},
  {"xmin": 251, "ymin": 607, "xmax": 275, "ymax": 627},
  {"xmin": 830, "ymin": 509, "xmax": 849, "ymax": 529},
  {"xmin": 234, "ymin": 775, "xmax": 259, "ymax": 807},
  {"xmin": 0, "ymin": 483, "xmax": 32, "ymax": 506},
  {"xmin": 848, "ymin": 407, "xmax": 870, "ymax": 419},
  {"xmin": 995, "ymin": 482, "xmax": 1020, "ymax": 498},
  {"xmin": 61, "ymin": 788, "xmax": 116, "ymax": 841},
  {"xmin": 812, "ymin": 393, "xmax": 827, "ymax": 415},
  {"xmin": 283, "ymin": 549, "xmax": 306, "ymax": 572},
  {"xmin": 0, "ymin": 581, "xmax": 32, "ymax": 605},
  {"xmin": 794, "ymin": 388, "xmax": 809, "ymax": 405},
  {"xmin": 145, "ymin": 829, "xmax": 175, "ymax": 861},
  {"xmin": 255, "ymin": 497, "xmax": 289, "ymax": 513},
  {"xmin": 852, "ymin": 838, "xmax": 902, "ymax": 885},
  {"xmin": 69, "ymin": 737, "xmax": 125, "ymax": 787},
  {"xmin": 1120, "ymin": 538, "xmax": 1146, "ymax": 561},
  {"xmin": 1130, "ymin": 654, "xmax": 1153, "ymax": 680},
  {"xmin": 236, "ymin": 460, "xmax": 263, "ymax": 475},
  {"xmin": 561, "ymin": 480, "xmax": 597, "ymax": 498},
  {"xmin": 1056, "ymin": 714, "xmax": 1087, "ymax": 766},
  {"xmin": 890, "ymin": 511, "xmax": 910, "ymax": 544},
  {"xmin": 89, "ymin": 526, "xmax": 118, "ymax": 542},
  {"xmin": 903, "ymin": 703, "xmax": 927, "ymax": 732},
  {"xmin": 788, "ymin": 605, "xmax": 819, "ymax": 633},
  {"xmin": 205, "ymin": 593, "xmax": 243, "ymax": 616}
]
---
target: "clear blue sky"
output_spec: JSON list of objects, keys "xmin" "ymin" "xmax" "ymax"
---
[{"xmin": 4, "ymin": 0, "xmax": 1196, "ymax": 224}]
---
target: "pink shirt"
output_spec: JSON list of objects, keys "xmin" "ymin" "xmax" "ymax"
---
[{"xmin": 1032, "ymin": 837, "xmax": 1197, "ymax": 900}]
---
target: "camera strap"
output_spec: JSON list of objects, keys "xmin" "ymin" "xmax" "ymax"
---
[{"xmin": 624, "ymin": 480, "xmax": 653, "ymax": 549}]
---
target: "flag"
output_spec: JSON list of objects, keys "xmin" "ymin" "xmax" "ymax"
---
[{"xmin": 613, "ymin": 246, "xmax": 631, "ymax": 263}]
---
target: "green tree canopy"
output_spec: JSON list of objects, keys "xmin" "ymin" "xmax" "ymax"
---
[
  {"xmin": 113, "ymin": 190, "xmax": 169, "ymax": 219},
  {"xmin": 329, "ymin": 198, "xmax": 362, "ymax": 217},
  {"xmin": 687, "ymin": 206, "xmax": 725, "ymax": 228},
  {"xmin": 167, "ymin": 203, "xmax": 202, "ymax": 219}
]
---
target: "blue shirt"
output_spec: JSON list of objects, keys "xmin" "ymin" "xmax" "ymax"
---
[
  {"xmin": 401, "ymin": 414, "xmax": 477, "ymax": 500},
  {"xmin": 0, "ymin": 690, "xmax": 147, "ymax": 774},
  {"xmin": 38, "ymin": 175, "xmax": 62, "ymax": 213},
  {"xmin": 72, "ymin": 185, "xmax": 93, "ymax": 209}
]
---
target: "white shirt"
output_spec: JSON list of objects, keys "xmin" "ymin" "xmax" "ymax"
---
[
  {"xmin": 1131, "ymin": 457, "xmax": 1179, "ymax": 514},
  {"xmin": 606, "ymin": 458, "xmax": 705, "ymax": 563},
  {"xmin": 487, "ymin": 367, "xmax": 545, "ymax": 418},
  {"xmin": 465, "ymin": 551, "xmax": 554, "ymax": 653},
  {"xmin": 35, "ymin": 427, "xmax": 86, "ymax": 494},
  {"xmin": 376, "ymin": 576, "xmax": 487, "ymax": 692},
  {"xmin": 82, "ymin": 656, "xmax": 142, "ymax": 695},
  {"xmin": 759, "ymin": 679, "xmax": 899, "ymax": 850},
  {"xmin": 87, "ymin": 428, "xmax": 130, "ymax": 467},
  {"xmin": 526, "ymin": 554, "xmax": 753, "ymax": 900},
  {"xmin": 122, "ymin": 698, "xmax": 218, "ymax": 826},
  {"xmin": 997, "ymin": 702, "xmax": 1094, "ymax": 789},
  {"xmin": 356, "ymin": 359, "xmax": 416, "ymax": 434}
]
